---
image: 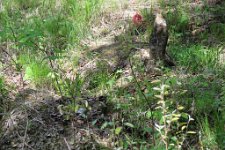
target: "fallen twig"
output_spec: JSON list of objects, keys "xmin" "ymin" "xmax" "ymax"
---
[{"xmin": 64, "ymin": 137, "xmax": 72, "ymax": 150}]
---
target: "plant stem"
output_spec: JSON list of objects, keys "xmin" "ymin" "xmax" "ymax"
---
[{"xmin": 128, "ymin": 57, "xmax": 155, "ymax": 146}]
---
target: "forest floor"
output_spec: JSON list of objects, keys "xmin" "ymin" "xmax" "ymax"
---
[
  {"xmin": 0, "ymin": 1, "xmax": 154, "ymax": 149},
  {"xmin": 0, "ymin": 0, "xmax": 224, "ymax": 150}
]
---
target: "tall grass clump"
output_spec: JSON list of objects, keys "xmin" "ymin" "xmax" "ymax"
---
[
  {"xmin": 169, "ymin": 44, "xmax": 219, "ymax": 72},
  {"xmin": 0, "ymin": 77, "xmax": 8, "ymax": 121},
  {"xmin": 199, "ymin": 117, "xmax": 219, "ymax": 150},
  {"xmin": 0, "ymin": 0, "xmax": 103, "ymax": 89}
]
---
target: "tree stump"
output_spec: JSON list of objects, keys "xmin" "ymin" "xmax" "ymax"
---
[{"xmin": 145, "ymin": 10, "xmax": 174, "ymax": 73}]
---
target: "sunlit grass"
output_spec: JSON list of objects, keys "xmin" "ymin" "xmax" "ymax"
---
[
  {"xmin": 169, "ymin": 44, "xmax": 219, "ymax": 72},
  {"xmin": 0, "ymin": 0, "xmax": 103, "ymax": 86}
]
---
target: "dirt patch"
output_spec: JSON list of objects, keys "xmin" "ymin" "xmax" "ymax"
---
[{"xmin": 0, "ymin": 89, "xmax": 112, "ymax": 150}]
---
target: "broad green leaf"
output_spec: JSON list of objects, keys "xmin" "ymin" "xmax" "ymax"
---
[
  {"xmin": 189, "ymin": 117, "xmax": 194, "ymax": 121},
  {"xmin": 101, "ymin": 122, "xmax": 108, "ymax": 130},
  {"xmin": 92, "ymin": 119, "xmax": 98, "ymax": 125},
  {"xmin": 187, "ymin": 131, "xmax": 196, "ymax": 134},
  {"xmin": 155, "ymin": 95, "xmax": 163, "ymax": 99},
  {"xmin": 164, "ymin": 91, "xmax": 169, "ymax": 95},
  {"xmin": 144, "ymin": 127, "xmax": 152, "ymax": 133},
  {"xmin": 172, "ymin": 114, "xmax": 181, "ymax": 117},
  {"xmin": 115, "ymin": 127, "xmax": 122, "ymax": 135},
  {"xmin": 146, "ymin": 111, "xmax": 152, "ymax": 119},
  {"xmin": 153, "ymin": 87, "xmax": 161, "ymax": 91},
  {"xmin": 151, "ymin": 80, "xmax": 161, "ymax": 84},
  {"xmin": 85, "ymin": 100, "xmax": 88, "ymax": 107},
  {"xmin": 177, "ymin": 105, "xmax": 184, "ymax": 110},
  {"xmin": 171, "ymin": 136, "xmax": 177, "ymax": 142},
  {"xmin": 181, "ymin": 126, "xmax": 187, "ymax": 130},
  {"xmin": 124, "ymin": 122, "xmax": 135, "ymax": 128},
  {"xmin": 162, "ymin": 84, "xmax": 170, "ymax": 89},
  {"xmin": 157, "ymin": 100, "xmax": 164, "ymax": 104},
  {"xmin": 181, "ymin": 113, "xmax": 189, "ymax": 119},
  {"xmin": 171, "ymin": 117, "xmax": 179, "ymax": 122}
]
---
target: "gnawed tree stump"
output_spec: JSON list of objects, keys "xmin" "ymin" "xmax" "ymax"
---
[{"xmin": 145, "ymin": 10, "xmax": 175, "ymax": 73}]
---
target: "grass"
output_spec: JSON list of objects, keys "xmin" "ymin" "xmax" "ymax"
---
[
  {"xmin": 24, "ymin": 61, "xmax": 51, "ymax": 85},
  {"xmin": 0, "ymin": 0, "xmax": 103, "ymax": 86},
  {"xmin": 0, "ymin": 77, "xmax": 8, "ymax": 122},
  {"xmin": 199, "ymin": 117, "xmax": 219, "ymax": 150},
  {"xmin": 169, "ymin": 44, "xmax": 219, "ymax": 72}
]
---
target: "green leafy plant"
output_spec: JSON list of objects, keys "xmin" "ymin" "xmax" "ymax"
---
[
  {"xmin": 152, "ymin": 78, "xmax": 196, "ymax": 150},
  {"xmin": 59, "ymin": 74, "xmax": 84, "ymax": 98}
]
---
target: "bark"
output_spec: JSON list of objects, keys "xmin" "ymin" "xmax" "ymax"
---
[{"xmin": 145, "ymin": 11, "xmax": 175, "ymax": 73}]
